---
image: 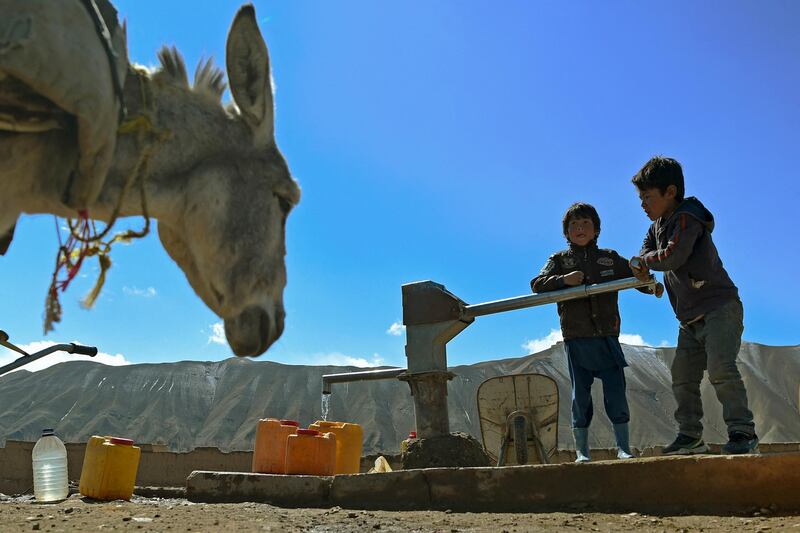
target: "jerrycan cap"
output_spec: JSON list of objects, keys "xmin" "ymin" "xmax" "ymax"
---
[
  {"xmin": 408, "ymin": 431, "xmax": 417, "ymax": 439},
  {"xmin": 109, "ymin": 437, "xmax": 134, "ymax": 446},
  {"xmin": 296, "ymin": 429, "xmax": 320, "ymax": 436},
  {"xmin": 41, "ymin": 428, "xmax": 55, "ymax": 437},
  {"xmin": 280, "ymin": 420, "xmax": 300, "ymax": 427}
]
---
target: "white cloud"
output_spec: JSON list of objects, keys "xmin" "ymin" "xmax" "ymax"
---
[
  {"xmin": 0, "ymin": 340, "xmax": 132, "ymax": 375},
  {"xmin": 619, "ymin": 333, "xmax": 650, "ymax": 347},
  {"xmin": 123, "ymin": 286, "xmax": 157, "ymax": 298},
  {"xmin": 208, "ymin": 322, "xmax": 227, "ymax": 345},
  {"xmin": 386, "ymin": 321, "xmax": 405, "ymax": 336},
  {"xmin": 522, "ymin": 329, "xmax": 563, "ymax": 354},
  {"xmin": 619, "ymin": 334, "xmax": 670, "ymax": 348},
  {"xmin": 310, "ymin": 352, "xmax": 386, "ymax": 368},
  {"xmin": 522, "ymin": 330, "xmax": 668, "ymax": 353}
]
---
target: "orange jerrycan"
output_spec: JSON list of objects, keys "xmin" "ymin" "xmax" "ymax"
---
[
  {"xmin": 285, "ymin": 429, "xmax": 336, "ymax": 476},
  {"xmin": 79, "ymin": 436, "xmax": 141, "ymax": 500},
  {"xmin": 310, "ymin": 420, "xmax": 363, "ymax": 474},
  {"xmin": 252, "ymin": 418, "xmax": 299, "ymax": 474}
]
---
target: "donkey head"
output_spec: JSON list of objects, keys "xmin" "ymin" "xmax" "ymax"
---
[{"xmin": 157, "ymin": 6, "xmax": 300, "ymax": 356}]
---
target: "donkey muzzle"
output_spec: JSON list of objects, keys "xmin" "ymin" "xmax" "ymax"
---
[{"xmin": 225, "ymin": 304, "xmax": 285, "ymax": 357}]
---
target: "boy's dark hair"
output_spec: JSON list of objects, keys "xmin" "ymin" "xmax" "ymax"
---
[
  {"xmin": 631, "ymin": 156, "xmax": 685, "ymax": 202},
  {"xmin": 562, "ymin": 202, "xmax": 601, "ymax": 239}
]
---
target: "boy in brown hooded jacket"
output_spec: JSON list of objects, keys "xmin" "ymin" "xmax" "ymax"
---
[{"xmin": 630, "ymin": 156, "xmax": 757, "ymax": 455}]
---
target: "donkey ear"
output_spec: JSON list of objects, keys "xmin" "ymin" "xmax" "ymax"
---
[{"xmin": 226, "ymin": 5, "xmax": 274, "ymax": 146}]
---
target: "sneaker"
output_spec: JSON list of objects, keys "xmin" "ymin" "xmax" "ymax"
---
[
  {"xmin": 722, "ymin": 431, "xmax": 759, "ymax": 455},
  {"xmin": 617, "ymin": 449, "xmax": 635, "ymax": 460},
  {"xmin": 662, "ymin": 433, "xmax": 709, "ymax": 455}
]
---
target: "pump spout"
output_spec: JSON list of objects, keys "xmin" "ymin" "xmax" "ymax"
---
[{"xmin": 322, "ymin": 367, "xmax": 407, "ymax": 395}]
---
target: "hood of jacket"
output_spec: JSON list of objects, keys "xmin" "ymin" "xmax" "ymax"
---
[{"xmin": 672, "ymin": 196, "xmax": 715, "ymax": 233}]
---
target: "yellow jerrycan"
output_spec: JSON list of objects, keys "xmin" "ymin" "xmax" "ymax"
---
[
  {"xmin": 79, "ymin": 436, "xmax": 141, "ymax": 500},
  {"xmin": 310, "ymin": 420, "xmax": 363, "ymax": 474}
]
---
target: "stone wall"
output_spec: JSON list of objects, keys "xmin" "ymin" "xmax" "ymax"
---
[{"xmin": 0, "ymin": 440, "xmax": 251, "ymax": 495}]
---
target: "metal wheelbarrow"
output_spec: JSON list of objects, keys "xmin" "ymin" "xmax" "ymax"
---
[{"xmin": 477, "ymin": 373, "xmax": 559, "ymax": 466}]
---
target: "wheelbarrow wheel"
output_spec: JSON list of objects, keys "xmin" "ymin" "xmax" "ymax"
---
[{"xmin": 513, "ymin": 415, "xmax": 528, "ymax": 465}]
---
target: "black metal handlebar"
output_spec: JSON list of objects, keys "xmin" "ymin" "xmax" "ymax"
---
[
  {"xmin": 69, "ymin": 343, "xmax": 98, "ymax": 356},
  {"xmin": 0, "ymin": 331, "xmax": 99, "ymax": 378}
]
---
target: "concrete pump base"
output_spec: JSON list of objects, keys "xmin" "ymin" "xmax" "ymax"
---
[{"xmin": 186, "ymin": 452, "xmax": 800, "ymax": 514}]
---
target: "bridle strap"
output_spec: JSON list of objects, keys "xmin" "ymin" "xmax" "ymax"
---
[{"xmin": 78, "ymin": 0, "xmax": 127, "ymax": 122}]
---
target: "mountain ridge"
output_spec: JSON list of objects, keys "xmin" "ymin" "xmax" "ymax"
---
[{"xmin": 1, "ymin": 341, "xmax": 798, "ymax": 453}]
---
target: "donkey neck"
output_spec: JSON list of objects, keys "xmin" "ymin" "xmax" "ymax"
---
[{"xmin": 89, "ymin": 67, "xmax": 250, "ymax": 226}]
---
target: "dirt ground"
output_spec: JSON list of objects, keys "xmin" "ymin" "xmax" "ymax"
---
[{"xmin": 1, "ymin": 494, "xmax": 798, "ymax": 532}]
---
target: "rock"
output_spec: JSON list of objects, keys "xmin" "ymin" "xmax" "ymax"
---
[{"xmin": 401, "ymin": 432, "xmax": 492, "ymax": 469}]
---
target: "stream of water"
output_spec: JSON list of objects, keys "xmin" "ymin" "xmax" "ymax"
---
[{"xmin": 321, "ymin": 393, "xmax": 330, "ymax": 421}]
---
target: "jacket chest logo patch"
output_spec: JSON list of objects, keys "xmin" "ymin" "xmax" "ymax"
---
[
  {"xmin": 597, "ymin": 257, "xmax": 614, "ymax": 267},
  {"xmin": 561, "ymin": 256, "xmax": 577, "ymax": 269}
]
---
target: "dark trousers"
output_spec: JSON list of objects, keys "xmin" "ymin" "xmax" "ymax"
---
[
  {"xmin": 672, "ymin": 298, "xmax": 755, "ymax": 438},
  {"xmin": 567, "ymin": 358, "xmax": 630, "ymax": 429}
]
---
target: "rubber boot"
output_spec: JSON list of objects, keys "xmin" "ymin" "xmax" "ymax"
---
[
  {"xmin": 614, "ymin": 422, "xmax": 635, "ymax": 459},
  {"xmin": 572, "ymin": 427, "xmax": 590, "ymax": 463}
]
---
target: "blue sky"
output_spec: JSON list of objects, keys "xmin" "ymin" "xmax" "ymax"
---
[{"xmin": 1, "ymin": 1, "xmax": 798, "ymax": 371}]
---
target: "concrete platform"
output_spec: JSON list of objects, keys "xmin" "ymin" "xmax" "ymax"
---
[{"xmin": 187, "ymin": 452, "xmax": 800, "ymax": 514}]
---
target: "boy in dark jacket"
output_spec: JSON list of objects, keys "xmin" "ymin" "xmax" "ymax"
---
[
  {"xmin": 630, "ymin": 156, "xmax": 758, "ymax": 455},
  {"xmin": 531, "ymin": 202, "xmax": 662, "ymax": 462}
]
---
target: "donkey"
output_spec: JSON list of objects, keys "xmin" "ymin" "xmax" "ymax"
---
[{"xmin": 0, "ymin": 5, "xmax": 300, "ymax": 356}]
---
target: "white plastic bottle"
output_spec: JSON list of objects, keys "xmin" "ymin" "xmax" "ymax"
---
[{"xmin": 32, "ymin": 428, "xmax": 69, "ymax": 502}]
